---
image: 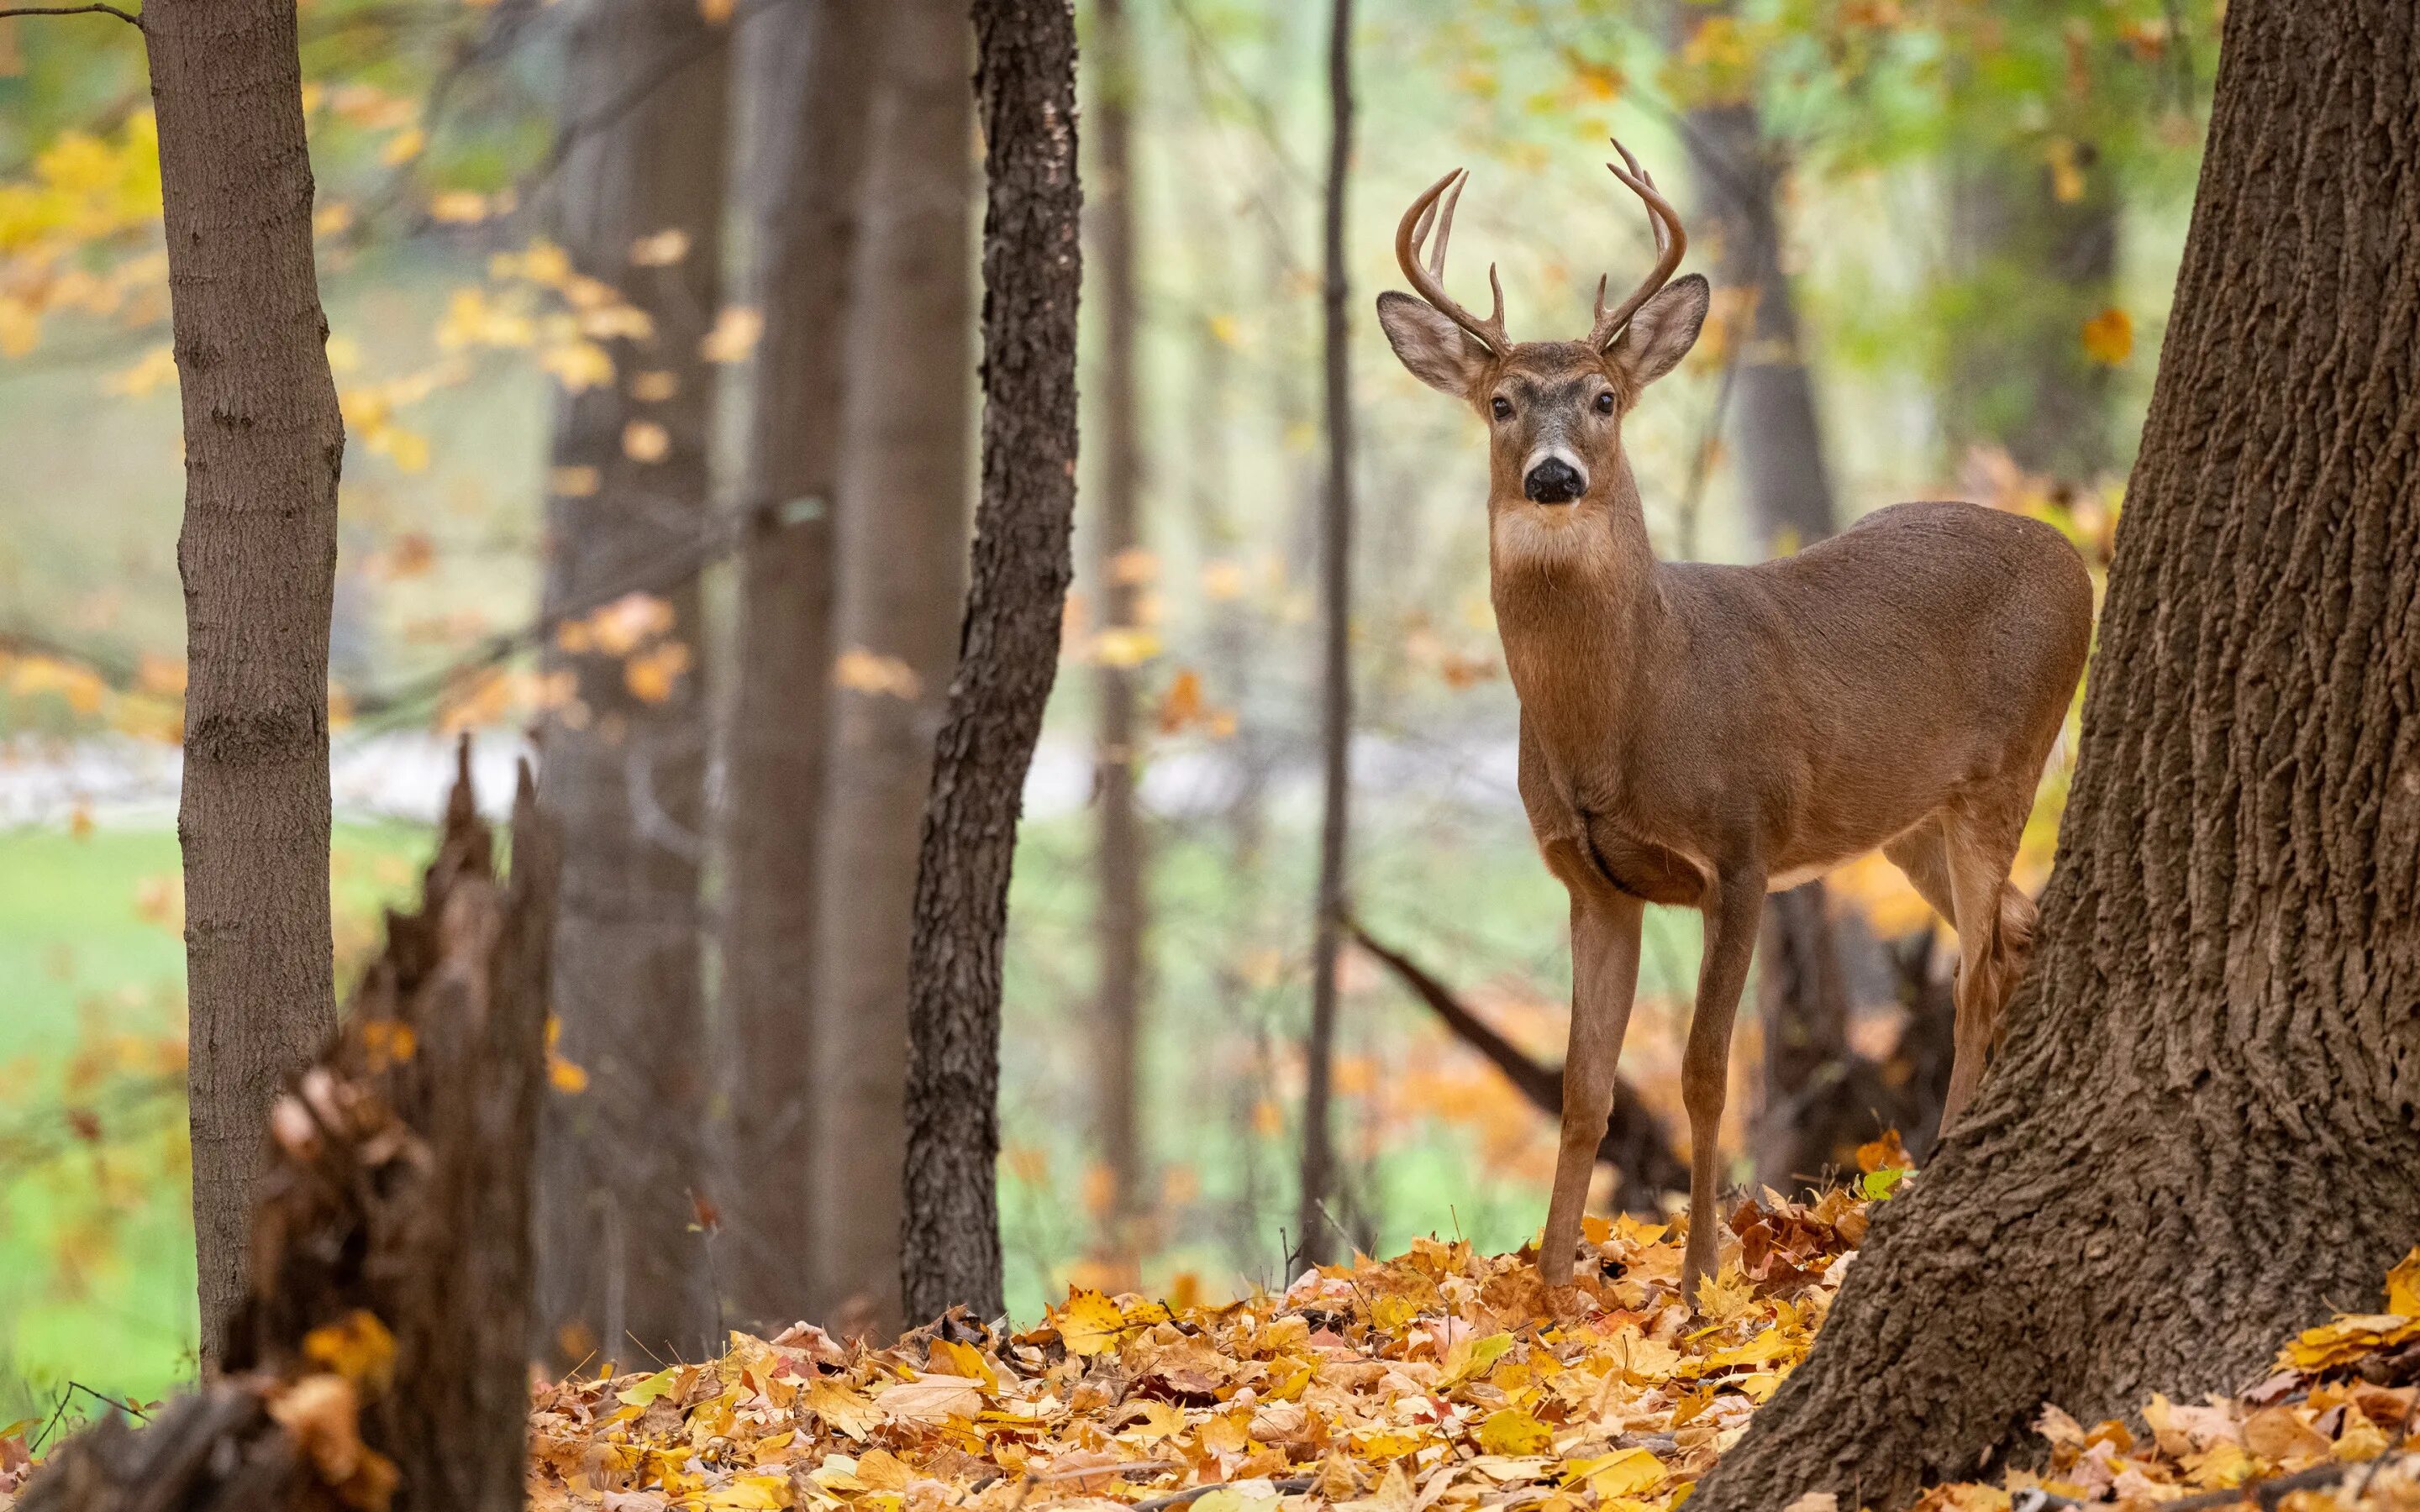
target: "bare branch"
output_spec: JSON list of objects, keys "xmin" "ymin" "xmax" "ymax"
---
[{"xmin": 0, "ymin": 3, "xmax": 141, "ymax": 26}]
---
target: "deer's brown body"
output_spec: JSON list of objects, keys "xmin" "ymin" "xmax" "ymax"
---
[{"xmin": 1379, "ymin": 150, "xmax": 2092, "ymax": 1299}]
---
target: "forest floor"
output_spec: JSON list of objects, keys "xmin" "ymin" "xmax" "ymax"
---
[
  {"xmin": 5, "ymin": 1171, "xmax": 2418, "ymax": 1510},
  {"xmin": 494, "ymin": 1178, "xmax": 2420, "ymax": 1510}
]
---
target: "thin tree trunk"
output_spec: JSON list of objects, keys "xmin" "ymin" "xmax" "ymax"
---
[
  {"xmin": 1088, "ymin": 0, "xmax": 1149, "ymax": 1259},
  {"xmin": 147, "ymin": 0, "xmax": 345, "ymax": 1366},
  {"xmin": 532, "ymin": 0, "xmax": 727, "ymax": 1368},
  {"xmin": 716, "ymin": 0, "xmax": 879, "ymax": 1336},
  {"xmin": 813, "ymin": 0, "xmax": 974, "ymax": 1339},
  {"xmin": 1293, "ymin": 0, "xmax": 1354, "ymax": 1272},
  {"xmin": 1697, "ymin": 5, "xmax": 2420, "ymax": 1505},
  {"xmin": 898, "ymin": 0, "xmax": 1081, "ymax": 1327}
]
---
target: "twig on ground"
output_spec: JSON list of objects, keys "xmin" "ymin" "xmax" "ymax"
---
[{"xmin": 2154, "ymin": 1453, "xmax": 2410, "ymax": 1512}]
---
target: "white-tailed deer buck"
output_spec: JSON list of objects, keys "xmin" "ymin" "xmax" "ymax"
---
[{"xmin": 1376, "ymin": 143, "xmax": 2092, "ymax": 1300}]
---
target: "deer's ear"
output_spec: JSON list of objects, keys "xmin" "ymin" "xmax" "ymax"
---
[
  {"xmin": 1377, "ymin": 291, "xmax": 1492, "ymax": 398},
  {"xmin": 1607, "ymin": 273, "xmax": 1708, "ymax": 387}
]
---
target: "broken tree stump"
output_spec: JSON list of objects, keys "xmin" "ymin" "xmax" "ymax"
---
[{"xmin": 24, "ymin": 744, "xmax": 557, "ymax": 1512}]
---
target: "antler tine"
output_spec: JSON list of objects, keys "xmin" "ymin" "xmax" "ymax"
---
[
  {"xmin": 1395, "ymin": 167, "xmax": 1509, "ymax": 355},
  {"xmin": 1612, "ymin": 138, "xmax": 1673, "ymax": 259},
  {"xmin": 1589, "ymin": 137, "xmax": 1688, "ymax": 350}
]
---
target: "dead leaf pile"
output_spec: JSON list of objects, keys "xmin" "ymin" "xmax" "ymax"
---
[
  {"xmin": 1915, "ymin": 1248, "xmax": 2420, "ymax": 1512},
  {"xmin": 523, "ymin": 1191, "xmax": 1875, "ymax": 1511}
]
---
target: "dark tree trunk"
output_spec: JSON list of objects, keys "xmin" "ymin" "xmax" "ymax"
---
[
  {"xmin": 1293, "ymin": 0, "xmax": 1354, "ymax": 1272},
  {"xmin": 898, "ymin": 0, "xmax": 1081, "ymax": 1329},
  {"xmin": 1676, "ymin": 59, "xmax": 1947, "ymax": 1186},
  {"xmin": 812, "ymin": 0, "xmax": 974, "ymax": 1339},
  {"xmin": 532, "ymin": 0, "xmax": 727, "ymax": 1368},
  {"xmin": 146, "ymin": 0, "xmax": 345, "ymax": 1366},
  {"xmin": 1944, "ymin": 145, "xmax": 2122, "ymax": 482},
  {"xmin": 1679, "ymin": 89, "xmax": 1834, "ymax": 558},
  {"xmin": 1696, "ymin": 5, "xmax": 2420, "ymax": 1507},
  {"xmin": 716, "ymin": 0, "xmax": 878, "ymax": 1337},
  {"xmin": 1088, "ymin": 0, "xmax": 1150, "ymax": 1258}
]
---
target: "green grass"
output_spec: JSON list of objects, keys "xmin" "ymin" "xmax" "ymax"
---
[{"xmin": 0, "ymin": 820, "xmax": 431, "ymax": 1424}]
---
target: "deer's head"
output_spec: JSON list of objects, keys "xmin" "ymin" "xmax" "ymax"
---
[{"xmin": 1377, "ymin": 142, "xmax": 1708, "ymax": 517}]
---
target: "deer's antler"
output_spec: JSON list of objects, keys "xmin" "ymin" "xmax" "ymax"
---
[
  {"xmin": 1395, "ymin": 168, "xmax": 1508, "ymax": 356},
  {"xmin": 1587, "ymin": 139, "xmax": 1688, "ymax": 351}
]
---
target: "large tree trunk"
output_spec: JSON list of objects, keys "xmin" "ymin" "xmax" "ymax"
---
[
  {"xmin": 1292, "ymin": 0, "xmax": 1355, "ymax": 1271},
  {"xmin": 812, "ymin": 0, "xmax": 974, "ymax": 1339},
  {"xmin": 1695, "ymin": 5, "xmax": 2420, "ymax": 1507},
  {"xmin": 532, "ymin": 0, "xmax": 727, "ymax": 1368},
  {"xmin": 1087, "ymin": 0, "xmax": 1150, "ymax": 1262},
  {"xmin": 898, "ymin": 0, "xmax": 1081, "ymax": 1327},
  {"xmin": 715, "ymin": 0, "xmax": 878, "ymax": 1337},
  {"xmin": 147, "ymin": 0, "xmax": 345, "ymax": 1366}
]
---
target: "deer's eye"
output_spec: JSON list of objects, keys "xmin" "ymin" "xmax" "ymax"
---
[
  {"xmin": 1491, "ymin": 396, "xmax": 1513, "ymax": 421},
  {"xmin": 1594, "ymin": 391, "xmax": 1617, "ymax": 415}
]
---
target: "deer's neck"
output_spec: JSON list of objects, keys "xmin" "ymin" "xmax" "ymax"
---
[{"xmin": 1487, "ymin": 465, "xmax": 1665, "ymax": 764}]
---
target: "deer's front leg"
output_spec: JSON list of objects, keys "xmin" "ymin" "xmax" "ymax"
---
[
  {"xmin": 1538, "ymin": 882, "xmax": 1645, "ymax": 1287},
  {"xmin": 1681, "ymin": 866, "xmax": 1765, "ymax": 1303}
]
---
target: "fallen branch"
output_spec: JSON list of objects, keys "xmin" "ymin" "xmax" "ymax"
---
[{"xmin": 1345, "ymin": 916, "xmax": 1688, "ymax": 1211}]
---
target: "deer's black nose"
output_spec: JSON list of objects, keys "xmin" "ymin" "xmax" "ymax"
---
[{"xmin": 1523, "ymin": 455, "xmax": 1586, "ymax": 504}]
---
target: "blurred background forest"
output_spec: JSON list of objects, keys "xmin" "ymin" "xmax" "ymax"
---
[{"xmin": 0, "ymin": 0, "xmax": 2217, "ymax": 1422}]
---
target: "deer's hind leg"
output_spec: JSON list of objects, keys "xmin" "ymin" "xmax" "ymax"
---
[
  {"xmin": 1933, "ymin": 798, "xmax": 2033, "ymax": 1131},
  {"xmin": 1537, "ymin": 853, "xmax": 1645, "ymax": 1288}
]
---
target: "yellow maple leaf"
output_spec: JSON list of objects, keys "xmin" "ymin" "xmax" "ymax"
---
[
  {"xmin": 1475, "ymin": 1406, "xmax": 1554, "ymax": 1456},
  {"xmin": 302, "ymin": 1310, "xmax": 396, "ymax": 1391},
  {"xmin": 2384, "ymin": 1246, "xmax": 2420, "ymax": 1315},
  {"xmin": 1059, "ymin": 1288, "xmax": 1127, "ymax": 1357}
]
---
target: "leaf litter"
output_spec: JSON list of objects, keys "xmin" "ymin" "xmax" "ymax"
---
[{"xmin": 10, "ymin": 1175, "xmax": 2420, "ymax": 1512}]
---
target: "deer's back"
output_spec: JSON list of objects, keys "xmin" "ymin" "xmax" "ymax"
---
[{"xmin": 1652, "ymin": 501, "xmax": 2091, "ymax": 863}]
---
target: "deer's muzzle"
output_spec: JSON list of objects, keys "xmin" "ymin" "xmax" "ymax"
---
[{"xmin": 1523, "ymin": 453, "xmax": 1587, "ymax": 505}]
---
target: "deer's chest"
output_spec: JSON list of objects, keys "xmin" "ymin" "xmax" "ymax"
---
[{"xmin": 1518, "ymin": 727, "xmax": 1709, "ymax": 908}]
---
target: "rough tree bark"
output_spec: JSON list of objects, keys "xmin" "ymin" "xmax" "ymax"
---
[
  {"xmin": 532, "ymin": 0, "xmax": 727, "ymax": 1368},
  {"xmin": 1293, "ymin": 0, "xmax": 1355, "ymax": 1272},
  {"xmin": 1087, "ymin": 0, "xmax": 1150, "ymax": 1259},
  {"xmin": 813, "ymin": 0, "xmax": 974, "ymax": 1338},
  {"xmin": 716, "ymin": 0, "xmax": 879, "ymax": 1336},
  {"xmin": 1695, "ymin": 4, "xmax": 2420, "ymax": 1506},
  {"xmin": 897, "ymin": 0, "xmax": 1081, "ymax": 1328},
  {"xmin": 145, "ymin": 0, "xmax": 346, "ymax": 1366}
]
